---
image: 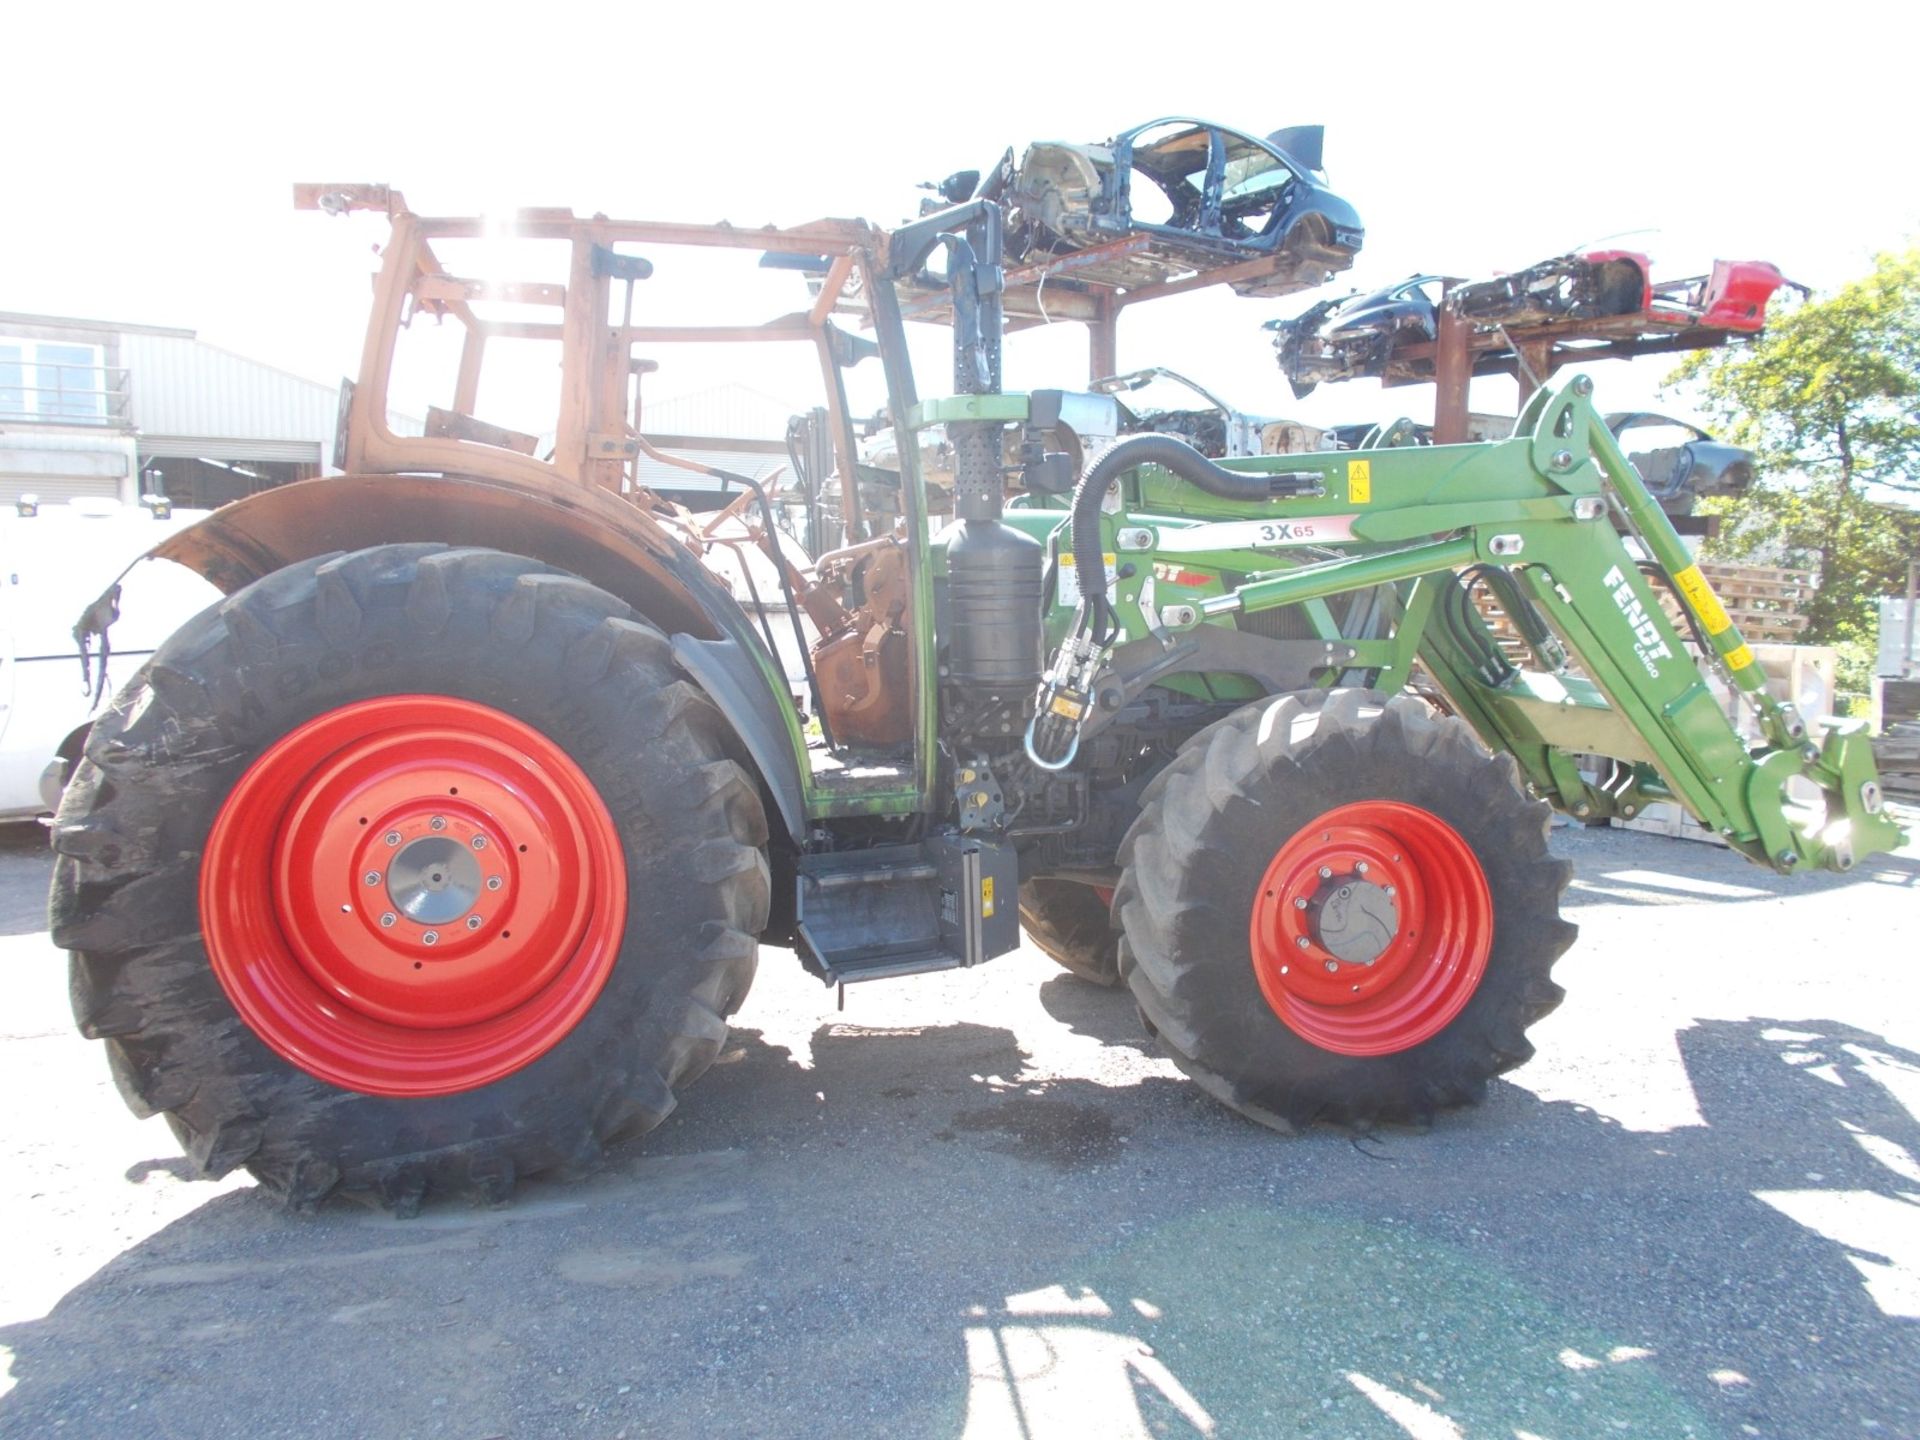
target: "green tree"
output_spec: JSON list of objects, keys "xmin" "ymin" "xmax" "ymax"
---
[{"xmin": 1668, "ymin": 248, "xmax": 1920, "ymax": 670}]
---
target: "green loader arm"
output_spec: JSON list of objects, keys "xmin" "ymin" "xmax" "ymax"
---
[{"xmin": 1064, "ymin": 375, "xmax": 1903, "ymax": 875}]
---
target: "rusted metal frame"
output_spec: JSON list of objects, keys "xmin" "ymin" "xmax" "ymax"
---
[
  {"xmin": 473, "ymin": 320, "xmax": 820, "ymax": 344},
  {"xmin": 1088, "ymin": 292, "xmax": 1119, "ymax": 384},
  {"xmin": 1113, "ymin": 250, "xmax": 1286, "ymax": 306},
  {"xmin": 811, "ymin": 326, "xmax": 864, "ymax": 541},
  {"xmin": 453, "ymin": 329, "xmax": 486, "ymax": 416},
  {"xmin": 344, "ymin": 218, "xmax": 636, "ymax": 493},
  {"xmin": 1003, "ymin": 234, "xmax": 1156, "ymax": 289},
  {"xmin": 414, "ymin": 276, "xmax": 567, "ymax": 308},
  {"xmin": 589, "ymin": 245, "xmax": 631, "ymax": 493},
  {"xmin": 551, "ymin": 232, "xmax": 600, "ymax": 483},
  {"xmin": 643, "ymin": 433, "xmax": 788, "ymax": 455},
  {"xmin": 411, "ymin": 214, "xmax": 886, "ymax": 257},
  {"xmin": 809, "ymin": 255, "xmax": 855, "ymax": 327},
  {"xmin": 1431, "ymin": 299, "xmax": 1472, "ymax": 444}
]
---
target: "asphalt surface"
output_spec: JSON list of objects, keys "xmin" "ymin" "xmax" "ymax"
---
[{"xmin": 1, "ymin": 814, "xmax": 1917, "ymax": 1440}]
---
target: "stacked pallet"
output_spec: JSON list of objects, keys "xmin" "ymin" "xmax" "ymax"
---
[
  {"xmin": 1693, "ymin": 562, "xmax": 1813, "ymax": 643},
  {"xmin": 1876, "ymin": 677, "xmax": 1920, "ymax": 801},
  {"xmin": 1470, "ymin": 560, "xmax": 1814, "ymax": 659}
]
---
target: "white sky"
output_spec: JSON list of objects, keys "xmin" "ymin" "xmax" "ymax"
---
[{"xmin": 7, "ymin": 0, "xmax": 1916, "ymax": 440}]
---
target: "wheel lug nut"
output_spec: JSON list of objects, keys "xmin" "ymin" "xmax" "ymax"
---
[
  {"xmin": 471, "ymin": 834, "xmax": 488, "ymax": 850},
  {"xmin": 364, "ymin": 871, "xmax": 381, "ymax": 886},
  {"xmin": 430, "ymin": 816, "xmax": 447, "ymax": 831},
  {"xmin": 1385, "ymin": 885, "xmax": 1397, "ymax": 897},
  {"xmin": 1318, "ymin": 866, "xmax": 1333, "ymax": 879},
  {"xmin": 379, "ymin": 912, "xmax": 397, "ymax": 928},
  {"xmin": 1324, "ymin": 960, "xmax": 1339, "ymax": 973},
  {"xmin": 422, "ymin": 930, "xmax": 439, "ymax": 945},
  {"xmin": 385, "ymin": 831, "xmax": 401, "ymax": 847},
  {"xmin": 486, "ymin": 876, "xmax": 503, "ymax": 891},
  {"xmin": 1356, "ymin": 861, "xmax": 1369, "ymax": 875},
  {"xmin": 465, "ymin": 915, "xmax": 483, "ymax": 931},
  {"xmin": 1294, "ymin": 936, "xmax": 1309, "ymax": 949},
  {"xmin": 1292, "ymin": 897, "xmax": 1308, "ymax": 910}
]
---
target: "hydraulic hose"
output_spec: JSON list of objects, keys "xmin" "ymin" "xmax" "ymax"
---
[{"xmin": 1067, "ymin": 434, "xmax": 1319, "ymax": 641}]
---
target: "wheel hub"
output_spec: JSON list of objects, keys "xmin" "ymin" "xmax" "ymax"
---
[
  {"xmin": 386, "ymin": 835, "xmax": 484, "ymax": 925},
  {"xmin": 1309, "ymin": 876, "xmax": 1400, "ymax": 966}
]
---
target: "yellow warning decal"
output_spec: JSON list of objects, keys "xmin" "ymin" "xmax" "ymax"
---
[
  {"xmin": 1723, "ymin": 642, "xmax": 1755, "ymax": 672},
  {"xmin": 1347, "ymin": 458, "xmax": 1372, "ymax": 504},
  {"xmin": 1049, "ymin": 693, "xmax": 1085, "ymax": 720},
  {"xmin": 981, "ymin": 876, "xmax": 996, "ymax": 918},
  {"xmin": 1672, "ymin": 564, "xmax": 1733, "ymax": 636}
]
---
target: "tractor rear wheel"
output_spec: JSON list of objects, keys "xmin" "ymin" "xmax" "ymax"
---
[
  {"xmin": 50, "ymin": 545, "xmax": 769, "ymax": 1211},
  {"xmin": 1017, "ymin": 879, "xmax": 1119, "ymax": 986},
  {"xmin": 1114, "ymin": 689, "xmax": 1573, "ymax": 1130}
]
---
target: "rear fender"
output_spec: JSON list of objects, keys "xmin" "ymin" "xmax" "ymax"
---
[{"xmin": 148, "ymin": 471, "xmax": 809, "ymax": 843}]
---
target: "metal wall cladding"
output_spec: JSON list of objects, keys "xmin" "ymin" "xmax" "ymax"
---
[{"xmin": 120, "ymin": 332, "xmax": 337, "ymax": 444}]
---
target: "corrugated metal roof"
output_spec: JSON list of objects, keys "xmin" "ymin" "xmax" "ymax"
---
[
  {"xmin": 120, "ymin": 332, "xmax": 338, "ymax": 443},
  {"xmin": 636, "ymin": 446, "xmax": 787, "ymax": 495},
  {"xmin": 641, "ymin": 384, "xmax": 807, "ymax": 439}
]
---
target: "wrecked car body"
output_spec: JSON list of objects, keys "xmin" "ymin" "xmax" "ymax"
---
[
  {"xmin": 1606, "ymin": 413, "xmax": 1756, "ymax": 515},
  {"xmin": 1269, "ymin": 253, "xmax": 1801, "ymax": 398},
  {"xmin": 1264, "ymin": 275, "xmax": 1445, "ymax": 399},
  {"xmin": 1004, "ymin": 118, "xmax": 1363, "ymax": 296},
  {"xmin": 1450, "ymin": 250, "xmax": 1651, "ymax": 327}
]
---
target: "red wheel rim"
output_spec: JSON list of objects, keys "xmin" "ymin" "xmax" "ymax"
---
[
  {"xmin": 200, "ymin": 696, "xmax": 627, "ymax": 1097},
  {"xmin": 1248, "ymin": 801, "xmax": 1491, "ymax": 1057}
]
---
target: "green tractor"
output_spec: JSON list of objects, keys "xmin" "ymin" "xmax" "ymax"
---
[{"xmin": 49, "ymin": 184, "xmax": 1903, "ymax": 1212}]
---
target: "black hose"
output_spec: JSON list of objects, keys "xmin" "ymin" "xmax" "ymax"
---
[{"xmin": 1067, "ymin": 434, "xmax": 1321, "ymax": 642}]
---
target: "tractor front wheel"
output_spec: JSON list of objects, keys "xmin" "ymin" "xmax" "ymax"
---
[
  {"xmin": 1114, "ymin": 689, "xmax": 1573, "ymax": 1130},
  {"xmin": 50, "ymin": 545, "xmax": 769, "ymax": 1211}
]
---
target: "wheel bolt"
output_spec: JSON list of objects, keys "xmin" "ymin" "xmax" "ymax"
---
[
  {"xmin": 1295, "ymin": 936, "xmax": 1309, "ymax": 949},
  {"xmin": 471, "ymin": 834, "xmax": 488, "ymax": 850},
  {"xmin": 465, "ymin": 915, "xmax": 483, "ymax": 931},
  {"xmin": 379, "ymin": 912, "xmax": 397, "ymax": 928},
  {"xmin": 1292, "ymin": 897, "xmax": 1308, "ymax": 911},
  {"xmin": 1355, "ymin": 861, "xmax": 1369, "ymax": 875},
  {"xmin": 385, "ymin": 831, "xmax": 402, "ymax": 847},
  {"xmin": 422, "ymin": 930, "xmax": 439, "ymax": 945},
  {"xmin": 363, "ymin": 871, "xmax": 381, "ymax": 886},
  {"xmin": 430, "ymin": 816, "xmax": 447, "ymax": 831},
  {"xmin": 1323, "ymin": 960, "xmax": 1339, "ymax": 973},
  {"xmin": 1385, "ymin": 885, "xmax": 1397, "ymax": 897},
  {"xmin": 1318, "ymin": 866, "xmax": 1333, "ymax": 879},
  {"xmin": 486, "ymin": 876, "xmax": 503, "ymax": 891}
]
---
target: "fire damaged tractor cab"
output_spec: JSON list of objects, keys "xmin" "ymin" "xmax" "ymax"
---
[{"xmin": 47, "ymin": 175, "xmax": 1903, "ymax": 1212}]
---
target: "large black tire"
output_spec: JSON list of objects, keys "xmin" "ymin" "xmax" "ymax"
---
[
  {"xmin": 49, "ymin": 545, "xmax": 769, "ymax": 1212},
  {"xmin": 1017, "ymin": 879, "xmax": 1120, "ymax": 986},
  {"xmin": 1114, "ymin": 689, "xmax": 1573, "ymax": 1131}
]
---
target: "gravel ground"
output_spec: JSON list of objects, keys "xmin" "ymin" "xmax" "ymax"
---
[{"xmin": 1, "ymin": 813, "xmax": 1917, "ymax": 1439}]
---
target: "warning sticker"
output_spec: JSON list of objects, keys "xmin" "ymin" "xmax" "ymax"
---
[
  {"xmin": 1672, "ymin": 564, "xmax": 1733, "ymax": 636},
  {"xmin": 981, "ymin": 876, "xmax": 996, "ymax": 918},
  {"xmin": 1056, "ymin": 551, "xmax": 1118, "ymax": 605},
  {"xmin": 1723, "ymin": 642, "xmax": 1756, "ymax": 672},
  {"xmin": 1347, "ymin": 458, "xmax": 1372, "ymax": 504}
]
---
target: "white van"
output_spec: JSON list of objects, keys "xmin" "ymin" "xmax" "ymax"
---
[{"xmin": 0, "ymin": 498, "xmax": 220, "ymax": 819}]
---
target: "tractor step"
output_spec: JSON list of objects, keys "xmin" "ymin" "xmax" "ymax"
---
[{"xmin": 794, "ymin": 834, "xmax": 1020, "ymax": 985}]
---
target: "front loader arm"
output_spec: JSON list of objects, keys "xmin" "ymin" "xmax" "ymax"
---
[{"xmin": 1065, "ymin": 374, "xmax": 1903, "ymax": 875}]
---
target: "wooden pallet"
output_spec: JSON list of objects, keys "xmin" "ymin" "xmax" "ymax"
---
[{"xmin": 1471, "ymin": 560, "xmax": 1814, "ymax": 654}]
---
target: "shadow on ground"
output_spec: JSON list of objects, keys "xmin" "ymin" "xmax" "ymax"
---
[{"xmin": 5, "ymin": 992, "xmax": 1919, "ymax": 1439}]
